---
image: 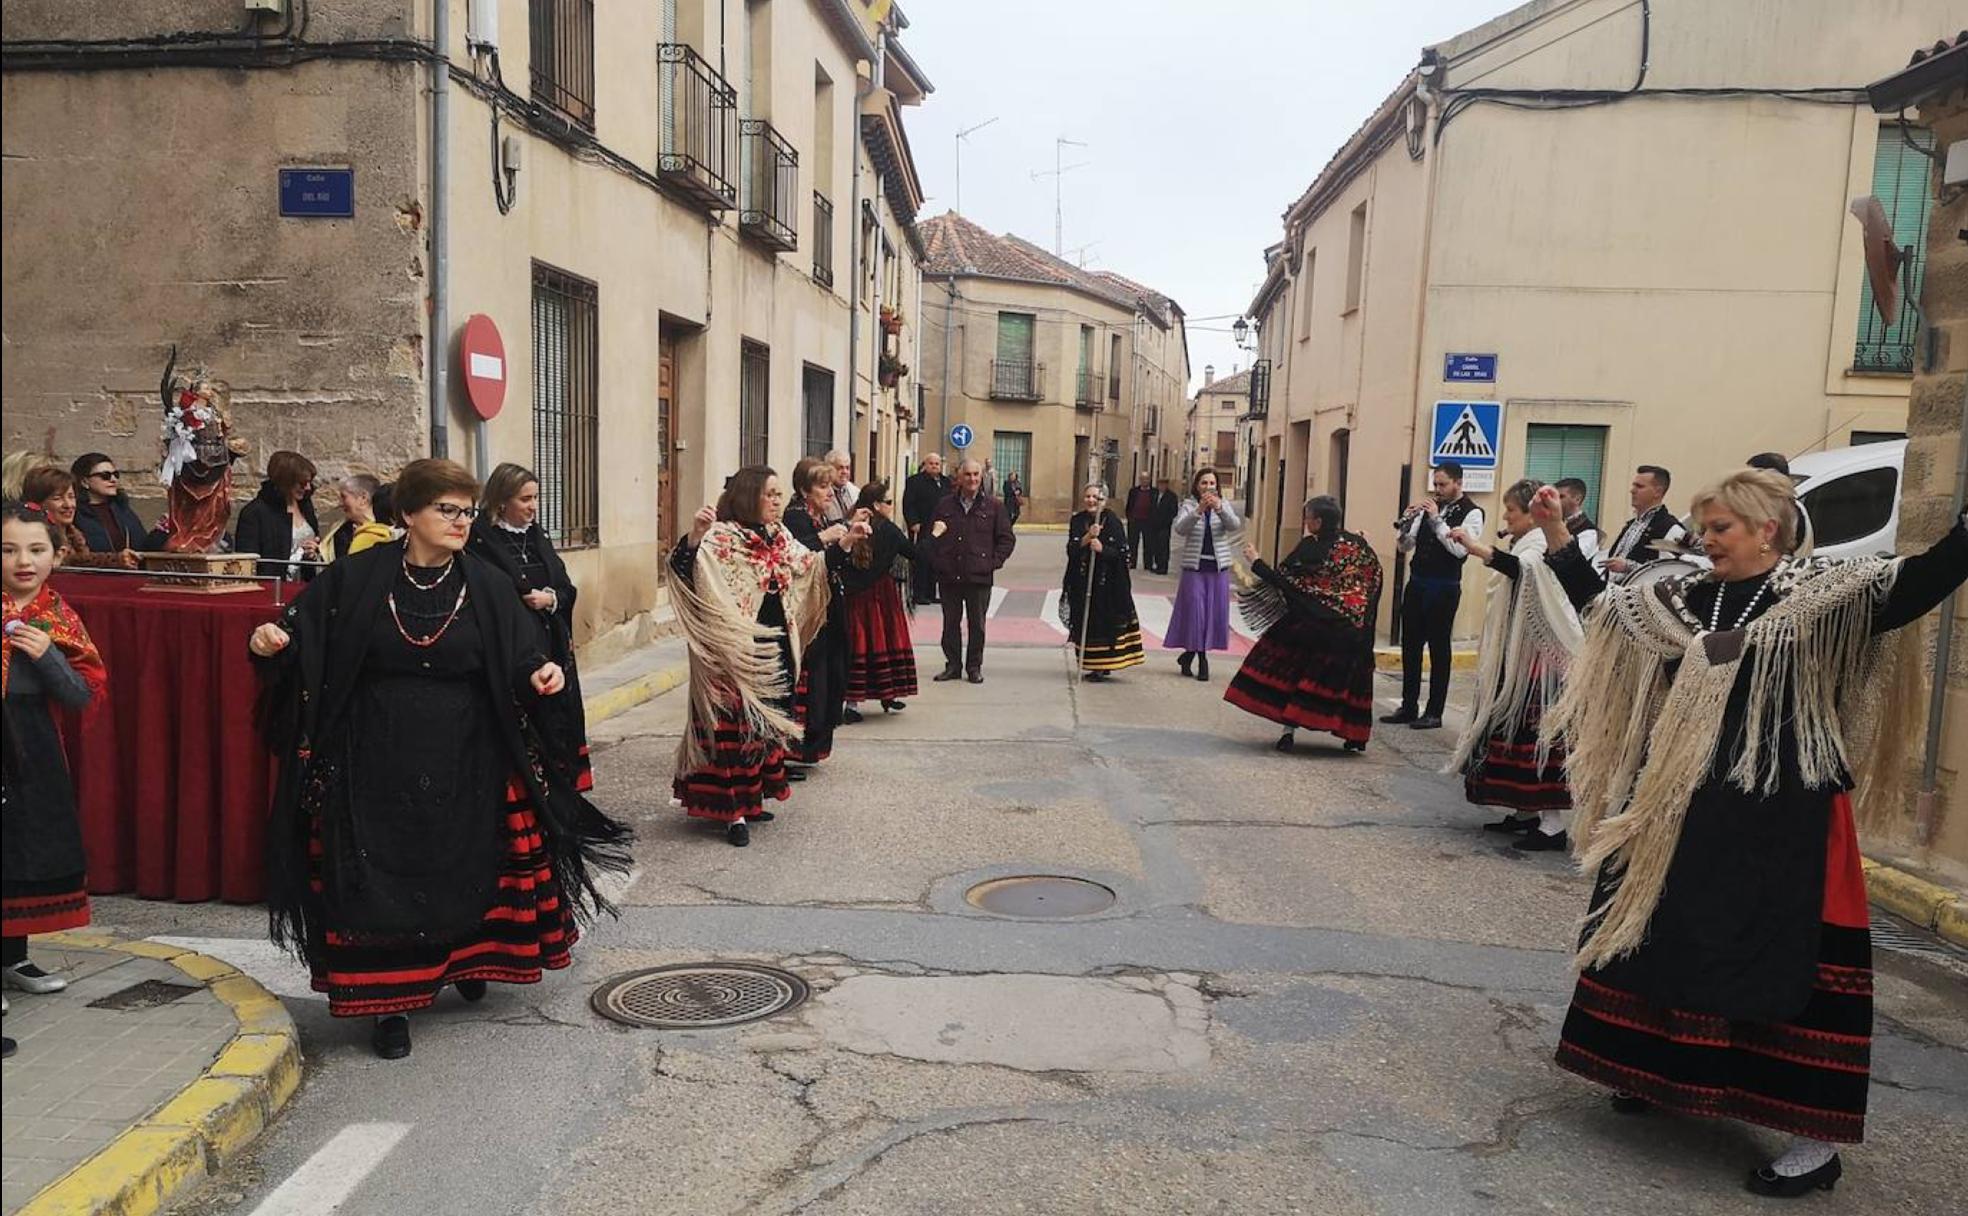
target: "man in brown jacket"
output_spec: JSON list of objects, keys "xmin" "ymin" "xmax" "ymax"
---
[{"xmin": 928, "ymin": 458, "xmax": 1016, "ymax": 683}]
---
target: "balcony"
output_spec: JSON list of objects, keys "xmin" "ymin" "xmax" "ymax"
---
[
  {"xmin": 1075, "ymin": 367, "xmax": 1103, "ymax": 409},
  {"xmin": 1141, "ymin": 403, "xmax": 1160, "ymax": 436},
  {"xmin": 740, "ymin": 119, "xmax": 799, "ymax": 253},
  {"xmin": 655, "ymin": 44, "xmax": 737, "ymax": 212},
  {"xmin": 990, "ymin": 358, "xmax": 1044, "ymax": 401},
  {"xmin": 1246, "ymin": 358, "xmax": 1273, "ymax": 420},
  {"xmin": 812, "ymin": 192, "xmax": 835, "ymax": 288}
]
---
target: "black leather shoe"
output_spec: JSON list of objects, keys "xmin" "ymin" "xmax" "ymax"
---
[
  {"xmin": 784, "ymin": 768, "xmax": 808, "ymax": 782},
  {"xmin": 372, "ymin": 1015, "xmax": 411, "ymax": 1060},
  {"xmin": 1380, "ymin": 707, "xmax": 1417, "ymax": 725},
  {"xmin": 1609, "ymin": 1092, "xmax": 1651, "ymax": 1115},
  {"xmin": 1409, "ymin": 715, "xmax": 1444, "ymax": 730},
  {"xmin": 1342, "ymin": 739, "xmax": 1367, "ymax": 753},
  {"xmin": 932, "ymin": 668, "xmax": 963, "ymax": 682},
  {"xmin": 1746, "ymin": 1155, "xmax": 1841, "ymax": 1198},
  {"xmin": 752, "ymin": 810, "xmax": 775, "ymax": 823},
  {"xmin": 966, "ymin": 673, "xmax": 984, "ymax": 684},
  {"xmin": 455, "ymin": 980, "xmax": 488, "ymax": 1003},
  {"xmin": 1083, "ymin": 671, "xmax": 1108, "ymax": 682},
  {"xmin": 842, "ymin": 707, "xmax": 864, "ymax": 724},
  {"xmin": 1483, "ymin": 815, "xmax": 1538, "ymax": 834},
  {"xmin": 1275, "ymin": 731, "xmax": 1295, "ymax": 753},
  {"xmin": 726, "ymin": 822, "xmax": 751, "ymax": 848},
  {"xmin": 1177, "ymin": 651, "xmax": 1194, "ymax": 676},
  {"xmin": 1195, "ymin": 655, "xmax": 1210, "ymax": 682},
  {"xmin": 1512, "ymin": 830, "xmax": 1568, "ymax": 852},
  {"xmin": 882, "ymin": 700, "xmax": 906, "ymax": 712},
  {"xmin": 1, "ymin": 1035, "xmax": 15, "ymax": 1059}
]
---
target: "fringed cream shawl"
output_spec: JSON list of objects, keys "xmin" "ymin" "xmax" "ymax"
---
[
  {"xmin": 1446, "ymin": 530, "xmax": 1584, "ymax": 779},
  {"xmin": 669, "ymin": 521, "xmax": 831, "ymax": 775},
  {"xmin": 1544, "ymin": 553, "xmax": 1922, "ymax": 972}
]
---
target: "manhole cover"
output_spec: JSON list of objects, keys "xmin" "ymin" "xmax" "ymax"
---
[
  {"xmin": 965, "ymin": 875, "xmax": 1116, "ymax": 918},
  {"xmin": 591, "ymin": 963, "xmax": 809, "ymax": 1030},
  {"xmin": 89, "ymin": 979, "xmax": 200, "ymax": 1011}
]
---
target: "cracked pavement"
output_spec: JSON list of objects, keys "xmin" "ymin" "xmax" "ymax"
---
[{"xmin": 114, "ymin": 540, "xmax": 1968, "ymax": 1214}]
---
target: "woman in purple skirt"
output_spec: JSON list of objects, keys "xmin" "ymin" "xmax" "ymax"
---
[{"xmin": 1165, "ymin": 467, "xmax": 1241, "ymax": 682}]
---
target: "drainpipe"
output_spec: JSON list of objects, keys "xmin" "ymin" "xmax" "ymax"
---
[
  {"xmin": 848, "ymin": 35, "xmax": 883, "ymax": 472},
  {"xmin": 1915, "ymin": 383, "xmax": 1968, "ymax": 846},
  {"xmin": 1393, "ymin": 64, "xmax": 1443, "ymax": 644},
  {"xmin": 938, "ymin": 277, "xmax": 956, "ymax": 455},
  {"xmin": 429, "ymin": 0, "xmax": 452, "ymax": 460}
]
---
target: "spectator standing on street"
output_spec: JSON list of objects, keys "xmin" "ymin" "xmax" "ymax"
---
[
  {"xmin": 1124, "ymin": 473, "xmax": 1154, "ymax": 570},
  {"xmin": 823, "ymin": 450, "xmax": 858, "ymax": 522},
  {"xmin": 1165, "ymin": 468, "xmax": 1241, "ymax": 682},
  {"xmin": 928, "ymin": 458, "xmax": 1015, "ymax": 684},
  {"xmin": 323, "ymin": 474, "xmax": 389, "ymax": 562},
  {"xmin": 1445, "ymin": 479, "xmax": 1580, "ymax": 852},
  {"xmin": 1225, "ymin": 496, "xmax": 1381, "ymax": 753},
  {"xmin": 70, "ymin": 453, "xmax": 154, "ymax": 561},
  {"xmin": 2, "ymin": 503, "xmax": 107, "ymax": 1041},
  {"xmin": 471, "ymin": 463, "xmax": 592, "ymax": 795},
  {"xmin": 841, "ymin": 480, "xmax": 918, "ymax": 714},
  {"xmin": 249, "ymin": 458, "xmax": 629, "ymax": 1059},
  {"xmin": 1535, "ymin": 473, "xmax": 1968, "ymax": 1196},
  {"xmin": 1146, "ymin": 478, "xmax": 1179, "ymax": 574},
  {"xmin": 234, "ymin": 450, "xmax": 322, "ymax": 580},
  {"xmin": 1002, "ymin": 471, "xmax": 1026, "ymax": 528},
  {"xmin": 1384, "ymin": 462, "xmax": 1483, "ymax": 730},
  {"xmin": 1062, "ymin": 482, "xmax": 1145, "ymax": 680},
  {"xmin": 902, "ymin": 453, "xmax": 950, "ymax": 606}
]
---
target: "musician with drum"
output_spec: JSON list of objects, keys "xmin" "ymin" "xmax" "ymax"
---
[{"xmin": 1602, "ymin": 464, "xmax": 1687, "ymax": 578}]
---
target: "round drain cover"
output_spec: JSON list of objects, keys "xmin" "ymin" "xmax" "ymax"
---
[
  {"xmin": 965, "ymin": 875, "xmax": 1116, "ymax": 918},
  {"xmin": 591, "ymin": 963, "xmax": 809, "ymax": 1030}
]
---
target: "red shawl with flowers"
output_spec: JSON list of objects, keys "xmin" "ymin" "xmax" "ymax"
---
[
  {"xmin": 1239, "ymin": 532, "xmax": 1383, "ymax": 635},
  {"xmin": 2, "ymin": 583, "xmax": 107, "ymax": 706}
]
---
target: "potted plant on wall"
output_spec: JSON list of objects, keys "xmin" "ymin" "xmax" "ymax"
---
[
  {"xmin": 879, "ymin": 305, "xmax": 903, "ymax": 336},
  {"xmin": 878, "ymin": 352, "xmax": 909, "ymax": 388}
]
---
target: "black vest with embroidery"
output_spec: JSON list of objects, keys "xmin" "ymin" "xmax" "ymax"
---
[{"xmin": 1410, "ymin": 497, "xmax": 1478, "ymax": 579}]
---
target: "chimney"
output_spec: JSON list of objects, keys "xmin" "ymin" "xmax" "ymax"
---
[{"xmin": 1203, "ymin": 364, "xmax": 1214, "ymax": 386}]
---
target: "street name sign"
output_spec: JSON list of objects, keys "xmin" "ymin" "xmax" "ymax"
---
[
  {"xmin": 279, "ymin": 168, "xmax": 354, "ymax": 218},
  {"xmin": 1443, "ymin": 353, "xmax": 1497, "ymax": 383}
]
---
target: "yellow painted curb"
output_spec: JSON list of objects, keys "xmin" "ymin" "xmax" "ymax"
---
[
  {"xmin": 1862, "ymin": 858, "xmax": 1968, "ymax": 948},
  {"xmin": 22, "ymin": 935, "xmax": 301, "ymax": 1216},
  {"xmin": 582, "ymin": 661, "xmax": 691, "ymax": 726},
  {"xmin": 1373, "ymin": 647, "xmax": 1479, "ymax": 672}
]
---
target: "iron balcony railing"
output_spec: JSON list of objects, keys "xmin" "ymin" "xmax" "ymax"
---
[
  {"xmin": 1142, "ymin": 403, "xmax": 1160, "ymax": 435},
  {"xmin": 531, "ymin": 0, "xmax": 596, "ymax": 130},
  {"xmin": 812, "ymin": 192, "xmax": 835, "ymax": 288},
  {"xmin": 740, "ymin": 119, "xmax": 799, "ymax": 252},
  {"xmin": 1247, "ymin": 358, "xmax": 1273, "ymax": 419},
  {"xmin": 655, "ymin": 44, "xmax": 737, "ymax": 211},
  {"xmin": 1075, "ymin": 367, "xmax": 1103, "ymax": 409},
  {"xmin": 990, "ymin": 358, "xmax": 1043, "ymax": 401},
  {"xmin": 1109, "ymin": 371, "xmax": 1121, "ymax": 401}
]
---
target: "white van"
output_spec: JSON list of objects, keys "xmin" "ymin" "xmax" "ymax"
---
[{"xmin": 1789, "ymin": 439, "xmax": 1907, "ymax": 560}]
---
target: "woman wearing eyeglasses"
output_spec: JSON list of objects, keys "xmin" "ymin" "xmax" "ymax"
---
[
  {"xmin": 233, "ymin": 450, "xmax": 322, "ymax": 580},
  {"xmin": 248, "ymin": 459, "xmax": 629, "ymax": 1059},
  {"xmin": 69, "ymin": 453, "xmax": 155, "ymax": 560}
]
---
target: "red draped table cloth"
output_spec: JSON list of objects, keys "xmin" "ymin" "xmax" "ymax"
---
[{"xmin": 52, "ymin": 572, "xmax": 285, "ymax": 903}]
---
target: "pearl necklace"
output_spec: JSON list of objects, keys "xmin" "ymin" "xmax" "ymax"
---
[
  {"xmin": 389, "ymin": 583, "xmax": 469, "ymax": 648},
  {"xmin": 401, "ymin": 555, "xmax": 456, "ymax": 590},
  {"xmin": 1707, "ymin": 575, "xmax": 1771, "ymax": 632}
]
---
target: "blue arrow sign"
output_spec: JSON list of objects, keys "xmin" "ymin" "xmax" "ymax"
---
[{"xmin": 948, "ymin": 423, "xmax": 974, "ymax": 450}]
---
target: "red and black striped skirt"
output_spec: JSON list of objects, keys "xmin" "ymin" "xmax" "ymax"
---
[
  {"xmin": 308, "ymin": 778, "xmax": 578, "ymax": 1018},
  {"xmin": 1, "ymin": 875, "xmax": 91, "ymax": 937},
  {"xmin": 673, "ymin": 709, "xmax": 792, "ymax": 823},
  {"xmin": 1555, "ymin": 793, "xmax": 1873, "ymax": 1142},
  {"xmin": 844, "ymin": 579, "xmax": 918, "ymax": 703},
  {"xmin": 1462, "ymin": 683, "xmax": 1570, "ymax": 812},
  {"xmin": 1223, "ymin": 616, "xmax": 1375, "ymax": 744}
]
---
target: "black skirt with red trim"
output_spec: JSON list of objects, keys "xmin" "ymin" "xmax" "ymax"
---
[
  {"xmin": 1, "ymin": 874, "xmax": 91, "ymax": 937},
  {"xmin": 1555, "ymin": 792, "xmax": 1873, "ymax": 1143},
  {"xmin": 307, "ymin": 777, "xmax": 578, "ymax": 1018},
  {"xmin": 673, "ymin": 709, "xmax": 792, "ymax": 823},
  {"xmin": 844, "ymin": 579, "xmax": 918, "ymax": 703},
  {"xmin": 790, "ymin": 624, "xmax": 846, "ymax": 764},
  {"xmin": 1223, "ymin": 614, "xmax": 1374, "ymax": 744},
  {"xmin": 1462, "ymin": 684, "xmax": 1570, "ymax": 812}
]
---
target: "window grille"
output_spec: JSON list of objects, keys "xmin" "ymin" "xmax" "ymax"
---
[
  {"xmin": 529, "ymin": 0, "xmax": 596, "ymax": 129},
  {"xmin": 740, "ymin": 341, "xmax": 771, "ymax": 467},
  {"xmin": 531, "ymin": 263, "xmax": 600, "ymax": 548}
]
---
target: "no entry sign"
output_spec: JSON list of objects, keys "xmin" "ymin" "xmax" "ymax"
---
[{"xmin": 459, "ymin": 314, "xmax": 507, "ymax": 420}]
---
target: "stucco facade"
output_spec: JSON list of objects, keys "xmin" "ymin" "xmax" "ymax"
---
[
  {"xmin": 1, "ymin": 0, "xmax": 931, "ymax": 656},
  {"xmin": 1239, "ymin": 0, "xmax": 1961, "ymax": 639}
]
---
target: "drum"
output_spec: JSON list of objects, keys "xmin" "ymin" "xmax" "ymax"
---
[{"xmin": 1621, "ymin": 555, "xmax": 1704, "ymax": 590}]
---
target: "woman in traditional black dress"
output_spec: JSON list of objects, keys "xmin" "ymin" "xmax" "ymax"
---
[
  {"xmin": 250, "ymin": 459, "xmax": 628, "ymax": 1059},
  {"xmin": 470, "ymin": 463, "xmax": 591, "ymax": 795},
  {"xmin": 1446, "ymin": 478, "xmax": 1582, "ymax": 852},
  {"xmin": 1533, "ymin": 470, "xmax": 1968, "ymax": 1196},
  {"xmin": 782, "ymin": 458, "xmax": 865, "ymax": 750},
  {"xmin": 668, "ymin": 467, "xmax": 831, "ymax": 846},
  {"xmin": 840, "ymin": 480, "xmax": 918, "ymax": 714},
  {"xmin": 1062, "ymin": 483, "xmax": 1145, "ymax": 680},
  {"xmin": 1225, "ymin": 495, "xmax": 1381, "ymax": 753}
]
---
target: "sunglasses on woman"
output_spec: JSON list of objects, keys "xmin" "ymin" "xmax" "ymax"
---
[{"xmin": 89, "ymin": 468, "xmax": 120, "ymax": 481}]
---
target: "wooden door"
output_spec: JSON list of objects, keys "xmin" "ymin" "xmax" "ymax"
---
[{"xmin": 657, "ymin": 334, "xmax": 678, "ymax": 557}]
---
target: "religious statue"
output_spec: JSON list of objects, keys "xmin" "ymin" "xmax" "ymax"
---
[{"xmin": 154, "ymin": 347, "xmax": 247, "ymax": 554}]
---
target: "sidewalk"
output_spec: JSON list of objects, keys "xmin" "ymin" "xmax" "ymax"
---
[{"xmin": 1, "ymin": 934, "xmax": 298, "ymax": 1216}]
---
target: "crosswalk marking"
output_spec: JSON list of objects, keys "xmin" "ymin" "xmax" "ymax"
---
[
  {"xmin": 911, "ymin": 585, "xmax": 1256, "ymax": 653},
  {"xmin": 247, "ymin": 1123, "xmax": 412, "ymax": 1216}
]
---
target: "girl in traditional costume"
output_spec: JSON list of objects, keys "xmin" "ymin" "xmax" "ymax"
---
[
  {"xmin": 250, "ymin": 460, "xmax": 628, "ymax": 1059},
  {"xmin": 1225, "ymin": 495, "xmax": 1381, "ymax": 753},
  {"xmin": 1446, "ymin": 478, "xmax": 1582, "ymax": 851},
  {"xmin": 782, "ymin": 458, "xmax": 864, "ymax": 750},
  {"xmin": 1062, "ymin": 483, "xmax": 1145, "ymax": 680},
  {"xmin": 2, "ymin": 504, "xmax": 107, "ymax": 1026},
  {"xmin": 668, "ymin": 466, "xmax": 832, "ymax": 847},
  {"xmin": 471, "ymin": 463, "xmax": 592, "ymax": 796},
  {"xmin": 1534, "ymin": 470, "xmax": 1967, "ymax": 1196},
  {"xmin": 840, "ymin": 480, "xmax": 919, "ymax": 714}
]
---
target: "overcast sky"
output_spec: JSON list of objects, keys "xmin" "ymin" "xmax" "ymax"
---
[{"xmin": 899, "ymin": 0, "xmax": 1510, "ymax": 394}]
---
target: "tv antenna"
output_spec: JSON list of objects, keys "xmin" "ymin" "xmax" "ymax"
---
[
  {"xmin": 953, "ymin": 116, "xmax": 999, "ymax": 217},
  {"xmin": 1031, "ymin": 136, "xmax": 1088, "ymax": 256}
]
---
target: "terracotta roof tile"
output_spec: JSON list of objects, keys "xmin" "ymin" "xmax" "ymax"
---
[
  {"xmin": 1908, "ymin": 30, "xmax": 1967, "ymax": 65},
  {"xmin": 1198, "ymin": 370, "xmax": 1251, "ymax": 396},
  {"xmin": 920, "ymin": 213, "xmax": 1179, "ymax": 325}
]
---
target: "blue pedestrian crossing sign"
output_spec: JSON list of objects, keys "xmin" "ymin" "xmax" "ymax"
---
[
  {"xmin": 948, "ymin": 423, "xmax": 974, "ymax": 450},
  {"xmin": 1430, "ymin": 401, "xmax": 1501, "ymax": 469}
]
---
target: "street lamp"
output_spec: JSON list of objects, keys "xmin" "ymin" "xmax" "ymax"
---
[{"xmin": 1232, "ymin": 317, "xmax": 1249, "ymax": 349}]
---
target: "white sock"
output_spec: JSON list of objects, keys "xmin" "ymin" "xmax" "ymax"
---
[
  {"xmin": 1770, "ymin": 1137, "xmax": 1837, "ymax": 1177},
  {"xmin": 1537, "ymin": 809, "xmax": 1566, "ymax": 837}
]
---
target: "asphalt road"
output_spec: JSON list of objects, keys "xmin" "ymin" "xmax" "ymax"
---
[{"xmin": 85, "ymin": 534, "xmax": 1968, "ymax": 1216}]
